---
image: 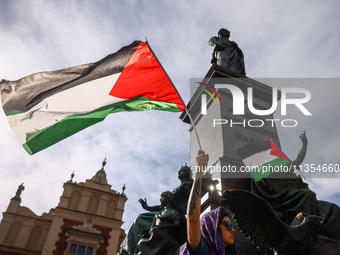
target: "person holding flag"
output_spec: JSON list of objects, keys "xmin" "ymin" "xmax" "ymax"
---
[{"xmin": 183, "ymin": 150, "xmax": 238, "ymax": 255}]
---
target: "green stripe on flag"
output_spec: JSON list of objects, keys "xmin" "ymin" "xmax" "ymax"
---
[
  {"xmin": 250, "ymin": 157, "xmax": 292, "ymax": 181},
  {"xmin": 22, "ymin": 96, "xmax": 180, "ymax": 155}
]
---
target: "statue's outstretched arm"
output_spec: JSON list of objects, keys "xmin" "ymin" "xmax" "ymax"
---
[
  {"xmin": 208, "ymin": 36, "xmax": 219, "ymax": 46},
  {"xmin": 138, "ymin": 198, "xmax": 161, "ymax": 212},
  {"xmin": 291, "ymin": 131, "xmax": 308, "ymax": 167},
  {"xmin": 208, "ymin": 36, "xmax": 225, "ymax": 50}
]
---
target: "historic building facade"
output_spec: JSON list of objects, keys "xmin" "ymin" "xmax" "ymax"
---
[{"xmin": 0, "ymin": 161, "xmax": 127, "ymax": 255}]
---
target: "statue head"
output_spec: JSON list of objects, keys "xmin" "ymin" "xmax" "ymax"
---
[
  {"xmin": 178, "ymin": 164, "xmax": 191, "ymax": 180},
  {"xmin": 160, "ymin": 191, "xmax": 176, "ymax": 207},
  {"xmin": 218, "ymin": 28, "xmax": 230, "ymax": 39}
]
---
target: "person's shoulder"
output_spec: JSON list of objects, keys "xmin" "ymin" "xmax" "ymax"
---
[{"xmin": 230, "ymin": 40, "xmax": 239, "ymax": 47}]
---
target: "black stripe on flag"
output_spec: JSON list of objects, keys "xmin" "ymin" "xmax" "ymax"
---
[{"xmin": 1, "ymin": 40, "xmax": 141, "ymax": 113}]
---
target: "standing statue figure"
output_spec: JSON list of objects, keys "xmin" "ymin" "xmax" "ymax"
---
[
  {"xmin": 12, "ymin": 183, "xmax": 25, "ymax": 201},
  {"xmin": 119, "ymin": 165, "xmax": 193, "ymax": 255},
  {"xmin": 209, "ymin": 28, "xmax": 246, "ymax": 75}
]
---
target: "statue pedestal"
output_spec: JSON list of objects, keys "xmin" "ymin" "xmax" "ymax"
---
[
  {"xmin": 181, "ymin": 64, "xmax": 281, "ymax": 191},
  {"xmin": 180, "ymin": 64, "xmax": 282, "ymax": 255}
]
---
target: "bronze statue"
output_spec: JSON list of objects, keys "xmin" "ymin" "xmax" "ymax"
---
[
  {"xmin": 232, "ymin": 132, "xmax": 340, "ymax": 254},
  {"xmin": 12, "ymin": 183, "xmax": 25, "ymax": 201},
  {"xmin": 251, "ymin": 132, "xmax": 316, "ymax": 223},
  {"xmin": 209, "ymin": 28, "xmax": 246, "ymax": 75},
  {"xmin": 151, "ymin": 191, "xmax": 181, "ymax": 227},
  {"xmin": 222, "ymin": 189, "xmax": 323, "ymax": 255},
  {"xmin": 137, "ymin": 191, "xmax": 184, "ymax": 255},
  {"xmin": 119, "ymin": 165, "xmax": 193, "ymax": 255}
]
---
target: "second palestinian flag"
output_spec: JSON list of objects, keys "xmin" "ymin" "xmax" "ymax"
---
[
  {"xmin": 237, "ymin": 140, "xmax": 292, "ymax": 181},
  {"xmin": 1, "ymin": 41, "xmax": 185, "ymax": 155}
]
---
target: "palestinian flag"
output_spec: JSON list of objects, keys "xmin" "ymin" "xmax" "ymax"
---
[
  {"xmin": 237, "ymin": 140, "xmax": 292, "ymax": 181},
  {"xmin": 1, "ymin": 41, "xmax": 185, "ymax": 155}
]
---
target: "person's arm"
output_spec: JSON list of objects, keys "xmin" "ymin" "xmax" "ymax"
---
[{"xmin": 187, "ymin": 150, "xmax": 209, "ymax": 252}]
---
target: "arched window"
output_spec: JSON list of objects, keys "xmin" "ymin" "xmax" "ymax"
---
[
  {"xmin": 26, "ymin": 225, "xmax": 42, "ymax": 250},
  {"xmin": 69, "ymin": 191, "xmax": 81, "ymax": 210},
  {"xmin": 87, "ymin": 195, "xmax": 99, "ymax": 213},
  {"xmin": 105, "ymin": 199, "xmax": 116, "ymax": 218},
  {"xmin": 4, "ymin": 221, "xmax": 21, "ymax": 245}
]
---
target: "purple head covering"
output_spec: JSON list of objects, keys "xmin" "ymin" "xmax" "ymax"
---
[{"xmin": 183, "ymin": 206, "xmax": 238, "ymax": 255}]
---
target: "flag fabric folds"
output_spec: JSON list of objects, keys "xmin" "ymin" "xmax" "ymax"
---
[
  {"xmin": 1, "ymin": 41, "xmax": 185, "ymax": 155},
  {"xmin": 237, "ymin": 140, "xmax": 292, "ymax": 181}
]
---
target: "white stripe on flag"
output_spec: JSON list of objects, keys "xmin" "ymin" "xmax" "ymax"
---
[
  {"xmin": 8, "ymin": 73, "xmax": 125, "ymax": 143},
  {"xmin": 242, "ymin": 148, "xmax": 277, "ymax": 167}
]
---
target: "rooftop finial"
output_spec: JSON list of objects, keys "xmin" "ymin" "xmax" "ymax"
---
[
  {"xmin": 102, "ymin": 158, "xmax": 107, "ymax": 169},
  {"xmin": 71, "ymin": 171, "xmax": 75, "ymax": 181},
  {"xmin": 122, "ymin": 183, "xmax": 126, "ymax": 194}
]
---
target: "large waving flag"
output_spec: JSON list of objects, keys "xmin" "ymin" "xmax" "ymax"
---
[
  {"xmin": 237, "ymin": 140, "xmax": 292, "ymax": 181},
  {"xmin": 1, "ymin": 41, "xmax": 185, "ymax": 155}
]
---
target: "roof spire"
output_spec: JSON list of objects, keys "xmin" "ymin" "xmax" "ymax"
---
[
  {"xmin": 91, "ymin": 158, "xmax": 108, "ymax": 184},
  {"xmin": 102, "ymin": 158, "xmax": 107, "ymax": 170}
]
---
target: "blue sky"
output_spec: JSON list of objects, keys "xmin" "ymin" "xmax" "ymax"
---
[{"xmin": 0, "ymin": 0, "xmax": 340, "ymax": 231}]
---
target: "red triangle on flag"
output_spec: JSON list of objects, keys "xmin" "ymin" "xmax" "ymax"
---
[
  {"xmin": 109, "ymin": 41, "xmax": 185, "ymax": 111},
  {"xmin": 270, "ymin": 140, "xmax": 292, "ymax": 162}
]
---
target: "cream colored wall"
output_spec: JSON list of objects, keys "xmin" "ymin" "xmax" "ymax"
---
[
  {"xmin": 59, "ymin": 180, "xmax": 127, "ymax": 222},
  {"xmin": 42, "ymin": 176, "xmax": 127, "ymax": 254},
  {"xmin": 0, "ymin": 170, "xmax": 127, "ymax": 255},
  {"xmin": 41, "ymin": 216, "xmax": 63, "ymax": 255},
  {"xmin": 0, "ymin": 199, "xmax": 53, "ymax": 252}
]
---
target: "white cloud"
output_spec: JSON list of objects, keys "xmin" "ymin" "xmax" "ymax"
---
[{"xmin": 0, "ymin": 0, "xmax": 339, "ymax": 232}]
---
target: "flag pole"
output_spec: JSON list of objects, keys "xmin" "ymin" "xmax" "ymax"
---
[
  {"xmin": 144, "ymin": 39, "xmax": 203, "ymax": 150},
  {"xmin": 185, "ymin": 108, "xmax": 203, "ymax": 150}
]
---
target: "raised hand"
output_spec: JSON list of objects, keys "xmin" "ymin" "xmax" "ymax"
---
[
  {"xmin": 138, "ymin": 198, "xmax": 148, "ymax": 209},
  {"xmin": 299, "ymin": 131, "xmax": 308, "ymax": 146}
]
